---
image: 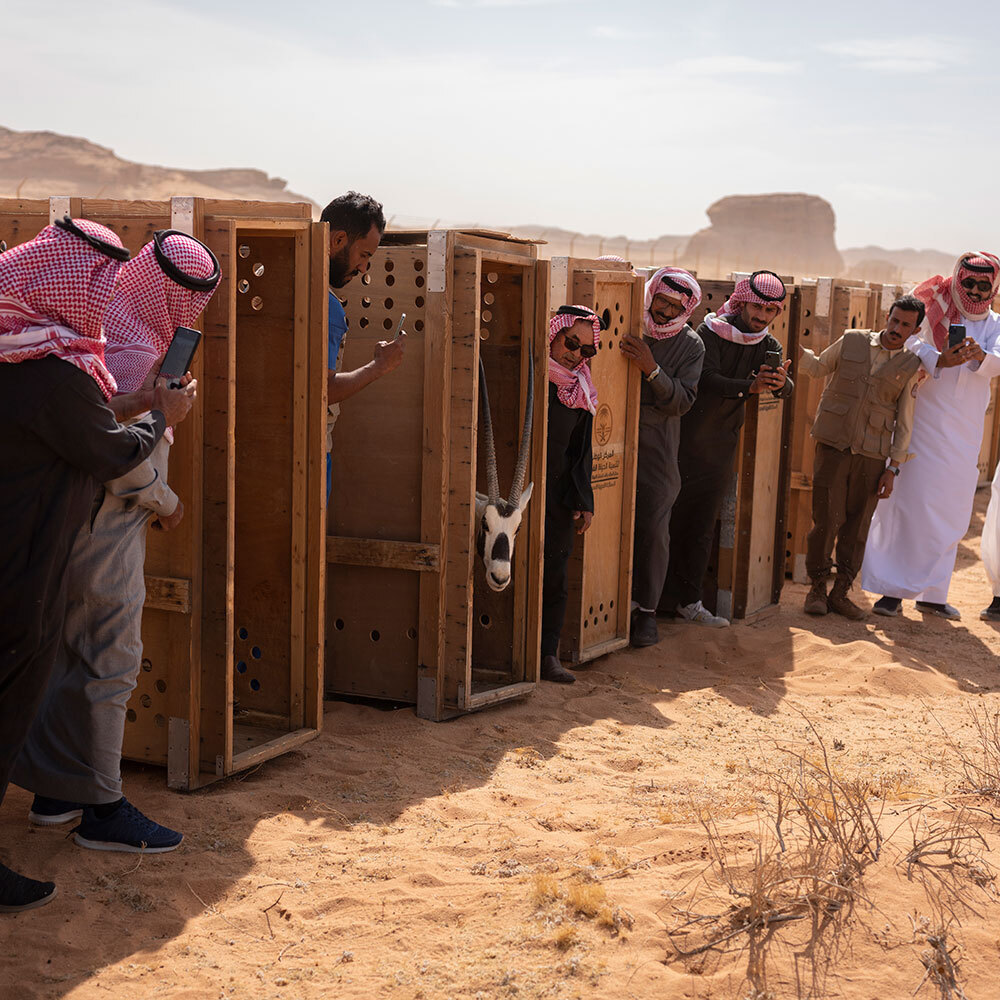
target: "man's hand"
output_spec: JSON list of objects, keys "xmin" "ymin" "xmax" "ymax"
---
[
  {"xmin": 750, "ymin": 360, "xmax": 790, "ymax": 394},
  {"xmin": 620, "ymin": 334, "xmax": 656, "ymax": 376},
  {"xmin": 937, "ymin": 338, "xmax": 980, "ymax": 368},
  {"xmin": 151, "ymin": 498, "xmax": 184, "ymax": 532},
  {"xmin": 877, "ymin": 469, "xmax": 896, "ymax": 499},
  {"xmin": 152, "ymin": 377, "xmax": 197, "ymax": 426},
  {"xmin": 372, "ymin": 332, "xmax": 406, "ymax": 376},
  {"xmin": 573, "ymin": 510, "xmax": 594, "ymax": 535}
]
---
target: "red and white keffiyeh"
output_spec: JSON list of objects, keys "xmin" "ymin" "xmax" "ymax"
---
[
  {"xmin": 104, "ymin": 234, "xmax": 219, "ymax": 392},
  {"xmin": 548, "ymin": 308, "xmax": 600, "ymax": 414},
  {"xmin": 643, "ymin": 267, "xmax": 701, "ymax": 339},
  {"xmin": 704, "ymin": 270, "xmax": 786, "ymax": 346},
  {"xmin": 0, "ymin": 220, "xmax": 125, "ymax": 398},
  {"xmin": 911, "ymin": 251, "xmax": 1000, "ymax": 350}
]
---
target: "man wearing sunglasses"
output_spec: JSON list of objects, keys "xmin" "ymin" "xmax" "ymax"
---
[
  {"xmin": 622, "ymin": 267, "xmax": 706, "ymax": 647},
  {"xmin": 661, "ymin": 271, "xmax": 793, "ymax": 628},
  {"xmin": 541, "ymin": 306, "xmax": 601, "ymax": 682},
  {"xmin": 863, "ymin": 252, "xmax": 1000, "ymax": 620}
]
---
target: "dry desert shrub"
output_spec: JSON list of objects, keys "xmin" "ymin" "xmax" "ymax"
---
[
  {"xmin": 948, "ymin": 705, "xmax": 1000, "ymax": 805},
  {"xmin": 910, "ymin": 912, "xmax": 969, "ymax": 1000},
  {"xmin": 664, "ymin": 725, "xmax": 883, "ymax": 997}
]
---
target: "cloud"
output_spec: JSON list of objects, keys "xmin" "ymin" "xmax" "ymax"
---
[
  {"xmin": 590, "ymin": 24, "xmax": 641, "ymax": 40},
  {"xmin": 673, "ymin": 55, "xmax": 803, "ymax": 76},
  {"xmin": 821, "ymin": 36, "xmax": 963, "ymax": 73}
]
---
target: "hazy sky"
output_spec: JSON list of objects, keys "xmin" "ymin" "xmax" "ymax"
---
[{"xmin": 5, "ymin": 0, "xmax": 996, "ymax": 251}]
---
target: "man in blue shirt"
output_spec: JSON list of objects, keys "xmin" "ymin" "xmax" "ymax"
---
[{"xmin": 321, "ymin": 192, "xmax": 406, "ymax": 496}]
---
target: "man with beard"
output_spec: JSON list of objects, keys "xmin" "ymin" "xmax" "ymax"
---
[
  {"xmin": 540, "ymin": 306, "xmax": 600, "ymax": 683},
  {"xmin": 798, "ymin": 295, "xmax": 924, "ymax": 619},
  {"xmin": 863, "ymin": 252, "xmax": 1000, "ymax": 620},
  {"xmin": 321, "ymin": 191, "xmax": 406, "ymax": 496},
  {"xmin": 661, "ymin": 271, "xmax": 793, "ymax": 627},
  {"xmin": 621, "ymin": 267, "xmax": 705, "ymax": 647}
]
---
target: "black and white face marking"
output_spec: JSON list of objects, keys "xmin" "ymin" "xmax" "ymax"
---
[{"xmin": 475, "ymin": 484, "xmax": 533, "ymax": 592}]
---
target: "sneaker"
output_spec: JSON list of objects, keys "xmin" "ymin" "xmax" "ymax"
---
[
  {"xmin": 676, "ymin": 601, "xmax": 729, "ymax": 628},
  {"xmin": 872, "ymin": 596, "xmax": 902, "ymax": 617},
  {"xmin": 0, "ymin": 862, "xmax": 57, "ymax": 913},
  {"xmin": 72, "ymin": 798, "xmax": 183, "ymax": 854},
  {"xmin": 980, "ymin": 597, "xmax": 1000, "ymax": 622},
  {"xmin": 630, "ymin": 609, "xmax": 659, "ymax": 647},
  {"xmin": 915, "ymin": 601, "xmax": 960, "ymax": 621},
  {"xmin": 29, "ymin": 795, "xmax": 83, "ymax": 826}
]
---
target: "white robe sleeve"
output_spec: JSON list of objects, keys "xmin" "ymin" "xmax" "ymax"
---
[{"xmin": 905, "ymin": 328, "xmax": 941, "ymax": 378}]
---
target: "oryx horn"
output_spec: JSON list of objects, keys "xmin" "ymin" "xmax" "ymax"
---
[
  {"xmin": 507, "ymin": 350, "xmax": 534, "ymax": 507},
  {"xmin": 478, "ymin": 356, "xmax": 501, "ymax": 504}
]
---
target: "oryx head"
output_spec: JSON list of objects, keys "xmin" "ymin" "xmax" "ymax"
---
[{"xmin": 475, "ymin": 354, "xmax": 534, "ymax": 592}]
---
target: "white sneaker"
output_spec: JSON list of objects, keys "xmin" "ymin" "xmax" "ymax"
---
[{"xmin": 676, "ymin": 601, "xmax": 729, "ymax": 628}]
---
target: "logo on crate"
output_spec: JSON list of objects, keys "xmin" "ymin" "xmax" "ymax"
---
[{"xmin": 594, "ymin": 404, "xmax": 613, "ymax": 446}]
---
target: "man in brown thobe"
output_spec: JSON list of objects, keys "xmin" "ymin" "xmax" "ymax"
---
[{"xmin": 798, "ymin": 295, "xmax": 925, "ymax": 618}]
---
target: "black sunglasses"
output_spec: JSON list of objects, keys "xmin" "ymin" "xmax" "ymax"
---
[
  {"xmin": 960, "ymin": 276, "xmax": 993, "ymax": 293},
  {"xmin": 153, "ymin": 230, "xmax": 221, "ymax": 291},
  {"xmin": 53, "ymin": 216, "xmax": 130, "ymax": 262},
  {"xmin": 563, "ymin": 333, "xmax": 597, "ymax": 358}
]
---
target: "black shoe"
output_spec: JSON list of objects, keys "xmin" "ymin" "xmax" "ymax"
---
[
  {"xmin": 872, "ymin": 596, "xmax": 902, "ymax": 617},
  {"xmin": 630, "ymin": 609, "xmax": 659, "ymax": 648},
  {"xmin": 980, "ymin": 596, "xmax": 1000, "ymax": 622},
  {"xmin": 29, "ymin": 795, "xmax": 84, "ymax": 826},
  {"xmin": 72, "ymin": 798, "xmax": 183, "ymax": 854},
  {"xmin": 541, "ymin": 656, "xmax": 576, "ymax": 684},
  {"xmin": 915, "ymin": 601, "xmax": 960, "ymax": 621},
  {"xmin": 0, "ymin": 863, "xmax": 57, "ymax": 913}
]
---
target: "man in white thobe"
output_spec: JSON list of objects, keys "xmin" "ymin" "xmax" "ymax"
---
[{"xmin": 862, "ymin": 251, "xmax": 1000, "ymax": 620}]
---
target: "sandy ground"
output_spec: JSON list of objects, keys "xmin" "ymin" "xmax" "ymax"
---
[{"xmin": 4, "ymin": 494, "xmax": 1000, "ymax": 1000}]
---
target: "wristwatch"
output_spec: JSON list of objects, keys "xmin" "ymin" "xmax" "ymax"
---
[
  {"xmin": 645, "ymin": 365, "xmax": 661, "ymax": 383},
  {"xmin": 888, "ymin": 464, "xmax": 900, "ymax": 477}
]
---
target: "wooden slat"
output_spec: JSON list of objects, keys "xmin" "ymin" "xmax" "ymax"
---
[
  {"xmin": 417, "ymin": 231, "xmax": 455, "ymax": 718},
  {"xmin": 327, "ymin": 536, "xmax": 440, "ymax": 571},
  {"xmin": 143, "ymin": 576, "xmax": 192, "ymax": 614},
  {"xmin": 305, "ymin": 222, "xmax": 329, "ymax": 733},
  {"xmin": 198, "ymin": 216, "xmax": 237, "ymax": 775},
  {"xmin": 230, "ymin": 727, "xmax": 320, "ymax": 772},
  {"xmin": 464, "ymin": 681, "xmax": 534, "ymax": 709}
]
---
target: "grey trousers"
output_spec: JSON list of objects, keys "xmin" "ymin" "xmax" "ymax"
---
[{"xmin": 12, "ymin": 489, "xmax": 152, "ymax": 804}]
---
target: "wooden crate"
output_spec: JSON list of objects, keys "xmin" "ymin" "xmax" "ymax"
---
[
  {"xmin": 658, "ymin": 278, "xmax": 797, "ymax": 619},
  {"xmin": 978, "ymin": 378, "xmax": 1000, "ymax": 487},
  {"xmin": 0, "ymin": 197, "xmax": 328, "ymax": 788},
  {"xmin": 547, "ymin": 259, "xmax": 642, "ymax": 664},
  {"xmin": 325, "ymin": 230, "xmax": 548, "ymax": 720},
  {"xmin": 784, "ymin": 281, "xmax": 873, "ymax": 582}
]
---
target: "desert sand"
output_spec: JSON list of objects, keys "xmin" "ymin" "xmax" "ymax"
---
[{"xmin": 4, "ymin": 494, "xmax": 1000, "ymax": 1000}]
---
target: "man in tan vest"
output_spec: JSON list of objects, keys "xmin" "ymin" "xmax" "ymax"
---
[{"xmin": 798, "ymin": 294, "xmax": 926, "ymax": 618}]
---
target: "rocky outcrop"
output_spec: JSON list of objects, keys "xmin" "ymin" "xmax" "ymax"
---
[
  {"xmin": 0, "ymin": 126, "xmax": 315, "ymax": 206},
  {"xmin": 683, "ymin": 193, "xmax": 844, "ymax": 279},
  {"xmin": 841, "ymin": 245, "xmax": 956, "ymax": 284}
]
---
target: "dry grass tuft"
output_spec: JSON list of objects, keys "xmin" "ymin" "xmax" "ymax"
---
[
  {"xmin": 532, "ymin": 873, "xmax": 561, "ymax": 906},
  {"xmin": 567, "ymin": 880, "xmax": 607, "ymax": 918},
  {"xmin": 910, "ymin": 914, "xmax": 969, "ymax": 1000},
  {"xmin": 552, "ymin": 925, "xmax": 578, "ymax": 951},
  {"xmin": 947, "ymin": 705, "xmax": 1000, "ymax": 805}
]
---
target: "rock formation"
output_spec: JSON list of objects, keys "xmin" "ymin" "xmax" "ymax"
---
[
  {"xmin": 0, "ymin": 126, "xmax": 315, "ymax": 206},
  {"xmin": 683, "ymin": 193, "xmax": 844, "ymax": 279}
]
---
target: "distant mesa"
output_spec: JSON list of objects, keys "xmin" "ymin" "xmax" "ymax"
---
[
  {"xmin": 0, "ymin": 126, "xmax": 315, "ymax": 206},
  {"xmin": 683, "ymin": 193, "xmax": 844, "ymax": 279}
]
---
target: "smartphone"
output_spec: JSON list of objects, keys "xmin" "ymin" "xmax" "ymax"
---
[
  {"xmin": 159, "ymin": 326, "xmax": 202, "ymax": 387},
  {"xmin": 948, "ymin": 323, "xmax": 966, "ymax": 349},
  {"xmin": 763, "ymin": 348, "xmax": 782, "ymax": 370},
  {"xmin": 393, "ymin": 312, "xmax": 406, "ymax": 339}
]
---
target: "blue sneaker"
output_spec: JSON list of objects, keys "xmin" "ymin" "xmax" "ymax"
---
[
  {"xmin": 72, "ymin": 798, "xmax": 183, "ymax": 854},
  {"xmin": 29, "ymin": 795, "xmax": 84, "ymax": 826},
  {"xmin": 0, "ymin": 863, "xmax": 57, "ymax": 913}
]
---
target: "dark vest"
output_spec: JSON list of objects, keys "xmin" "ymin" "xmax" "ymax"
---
[{"xmin": 811, "ymin": 331, "xmax": 921, "ymax": 460}]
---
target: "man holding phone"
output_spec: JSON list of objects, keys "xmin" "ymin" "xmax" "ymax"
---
[
  {"xmin": 798, "ymin": 296, "xmax": 924, "ymax": 618},
  {"xmin": 661, "ymin": 271, "xmax": 793, "ymax": 627},
  {"xmin": 321, "ymin": 192, "xmax": 405, "ymax": 498},
  {"xmin": 14, "ymin": 231, "xmax": 220, "ymax": 853},
  {"xmin": 862, "ymin": 252, "xmax": 1000, "ymax": 619}
]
